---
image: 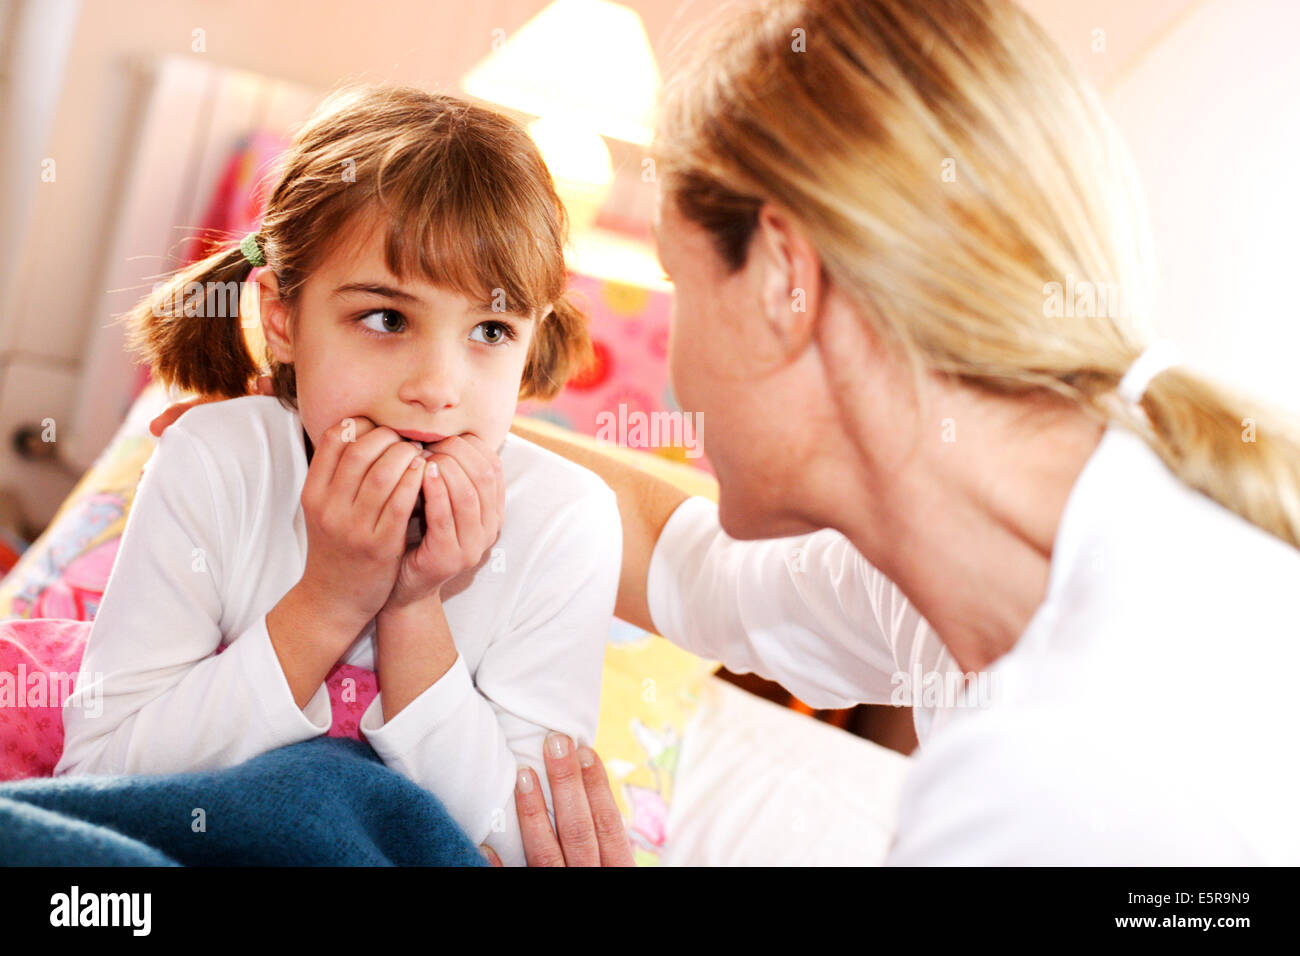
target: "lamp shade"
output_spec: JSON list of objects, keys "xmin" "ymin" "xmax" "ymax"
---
[
  {"xmin": 462, "ymin": 0, "xmax": 660, "ymax": 145},
  {"xmin": 527, "ymin": 116, "xmax": 614, "ymax": 233}
]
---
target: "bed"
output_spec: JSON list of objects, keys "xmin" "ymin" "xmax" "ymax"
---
[{"xmin": 0, "ymin": 384, "xmax": 910, "ymax": 865}]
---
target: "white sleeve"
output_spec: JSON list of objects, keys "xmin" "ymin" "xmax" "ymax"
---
[
  {"xmin": 54, "ymin": 427, "xmax": 332, "ymax": 777},
  {"xmin": 646, "ymin": 495, "xmax": 936, "ymax": 709},
  {"xmin": 359, "ymin": 486, "xmax": 621, "ymax": 868}
]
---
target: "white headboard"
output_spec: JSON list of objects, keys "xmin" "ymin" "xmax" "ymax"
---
[{"xmin": 66, "ymin": 55, "xmax": 319, "ymax": 472}]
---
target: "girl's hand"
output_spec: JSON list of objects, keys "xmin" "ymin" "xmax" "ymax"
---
[
  {"xmin": 384, "ymin": 433, "xmax": 505, "ymax": 611},
  {"xmin": 299, "ymin": 416, "xmax": 429, "ymax": 632},
  {"xmin": 480, "ymin": 733, "xmax": 636, "ymax": 867}
]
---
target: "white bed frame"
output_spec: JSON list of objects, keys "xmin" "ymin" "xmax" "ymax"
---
[{"xmin": 66, "ymin": 55, "xmax": 319, "ymax": 474}]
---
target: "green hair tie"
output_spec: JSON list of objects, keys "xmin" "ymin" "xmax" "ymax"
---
[{"xmin": 239, "ymin": 233, "xmax": 265, "ymax": 267}]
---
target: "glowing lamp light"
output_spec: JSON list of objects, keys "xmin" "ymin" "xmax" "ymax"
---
[
  {"xmin": 462, "ymin": 0, "xmax": 660, "ymax": 145},
  {"xmin": 527, "ymin": 116, "xmax": 614, "ymax": 234}
]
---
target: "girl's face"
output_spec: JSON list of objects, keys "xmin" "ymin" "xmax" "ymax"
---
[{"xmin": 260, "ymin": 211, "xmax": 539, "ymax": 456}]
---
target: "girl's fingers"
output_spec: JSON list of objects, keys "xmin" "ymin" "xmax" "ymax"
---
[
  {"xmin": 428, "ymin": 435, "xmax": 502, "ymax": 543},
  {"xmin": 426, "ymin": 452, "xmax": 480, "ymax": 551},
  {"xmin": 376, "ymin": 448, "xmax": 427, "ymax": 541},
  {"xmin": 515, "ymin": 767, "xmax": 566, "ymax": 867},
  {"xmin": 421, "ymin": 462, "xmax": 456, "ymax": 545},
  {"xmin": 459, "ymin": 436, "xmax": 504, "ymax": 539},
  {"xmin": 355, "ymin": 439, "xmax": 421, "ymax": 532},
  {"xmin": 303, "ymin": 416, "xmax": 374, "ymax": 504},
  {"xmin": 479, "ymin": 844, "xmax": 502, "ymax": 867},
  {"xmin": 334, "ymin": 425, "xmax": 401, "ymax": 507}
]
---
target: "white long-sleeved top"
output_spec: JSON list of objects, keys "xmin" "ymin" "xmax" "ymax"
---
[
  {"xmin": 647, "ymin": 421, "xmax": 1300, "ymax": 864},
  {"xmin": 55, "ymin": 395, "xmax": 621, "ymax": 868}
]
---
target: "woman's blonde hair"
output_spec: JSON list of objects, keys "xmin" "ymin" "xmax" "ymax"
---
[
  {"xmin": 126, "ymin": 85, "xmax": 591, "ymax": 406},
  {"xmin": 654, "ymin": 0, "xmax": 1300, "ymax": 550}
]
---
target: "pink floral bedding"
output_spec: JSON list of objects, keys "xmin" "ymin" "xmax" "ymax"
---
[{"xmin": 0, "ymin": 616, "xmax": 379, "ymax": 782}]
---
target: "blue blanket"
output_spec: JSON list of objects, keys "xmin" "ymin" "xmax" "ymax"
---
[{"xmin": 0, "ymin": 737, "xmax": 488, "ymax": 866}]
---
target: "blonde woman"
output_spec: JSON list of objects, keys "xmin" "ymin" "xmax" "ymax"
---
[{"xmin": 155, "ymin": 0, "xmax": 1300, "ymax": 865}]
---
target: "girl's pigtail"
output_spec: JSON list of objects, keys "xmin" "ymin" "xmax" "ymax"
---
[
  {"xmin": 123, "ymin": 242, "xmax": 261, "ymax": 399},
  {"xmin": 519, "ymin": 292, "xmax": 594, "ymax": 401}
]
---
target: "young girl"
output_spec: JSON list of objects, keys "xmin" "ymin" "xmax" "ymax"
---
[{"xmin": 53, "ymin": 85, "xmax": 623, "ymax": 868}]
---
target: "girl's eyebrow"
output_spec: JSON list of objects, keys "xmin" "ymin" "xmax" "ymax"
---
[
  {"xmin": 331, "ymin": 282, "xmax": 422, "ymax": 304},
  {"xmin": 330, "ymin": 281, "xmax": 522, "ymax": 316}
]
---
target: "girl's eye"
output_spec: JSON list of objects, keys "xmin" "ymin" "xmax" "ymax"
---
[
  {"xmin": 470, "ymin": 320, "xmax": 517, "ymax": 346},
  {"xmin": 358, "ymin": 309, "xmax": 405, "ymax": 335}
]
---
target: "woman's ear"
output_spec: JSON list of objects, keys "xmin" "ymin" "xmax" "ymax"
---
[
  {"xmin": 257, "ymin": 269, "xmax": 293, "ymax": 363},
  {"xmin": 755, "ymin": 204, "xmax": 822, "ymax": 355}
]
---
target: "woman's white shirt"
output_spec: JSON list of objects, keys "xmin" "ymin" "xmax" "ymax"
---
[{"xmin": 646, "ymin": 422, "xmax": 1300, "ymax": 863}]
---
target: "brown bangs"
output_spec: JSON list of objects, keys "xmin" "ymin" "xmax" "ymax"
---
[
  {"xmin": 370, "ymin": 111, "xmax": 566, "ymax": 317},
  {"xmin": 178, "ymin": 84, "xmax": 593, "ymax": 410}
]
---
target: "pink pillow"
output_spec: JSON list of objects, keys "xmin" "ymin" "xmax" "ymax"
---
[
  {"xmin": 0, "ymin": 618, "xmax": 88, "ymax": 780},
  {"xmin": 0, "ymin": 618, "xmax": 377, "ymax": 782}
]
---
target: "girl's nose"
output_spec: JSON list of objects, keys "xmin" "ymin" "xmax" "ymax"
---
[{"xmin": 398, "ymin": 347, "xmax": 462, "ymax": 411}]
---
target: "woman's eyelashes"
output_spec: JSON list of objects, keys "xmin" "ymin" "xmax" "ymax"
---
[{"xmin": 355, "ymin": 309, "xmax": 518, "ymax": 345}]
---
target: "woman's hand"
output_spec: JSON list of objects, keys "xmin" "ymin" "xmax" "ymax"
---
[
  {"xmin": 480, "ymin": 733, "xmax": 636, "ymax": 867},
  {"xmin": 383, "ymin": 433, "xmax": 505, "ymax": 612},
  {"xmin": 149, "ymin": 375, "xmax": 275, "ymax": 437}
]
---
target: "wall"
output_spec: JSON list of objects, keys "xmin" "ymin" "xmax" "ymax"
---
[{"xmin": 1102, "ymin": 0, "xmax": 1300, "ymax": 413}]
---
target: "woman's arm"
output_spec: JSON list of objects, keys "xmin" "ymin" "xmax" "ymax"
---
[
  {"xmin": 509, "ymin": 420, "xmax": 689, "ymax": 634},
  {"xmin": 512, "ymin": 424, "xmax": 926, "ymax": 710}
]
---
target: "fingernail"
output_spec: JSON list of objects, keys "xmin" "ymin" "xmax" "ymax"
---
[
  {"xmin": 427, "ymin": 461, "xmax": 439, "ymax": 477},
  {"xmin": 409, "ymin": 456, "xmax": 422, "ymax": 469},
  {"xmin": 547, "ymin": 732, "xmax": 569, "ymax": 759},
  {"xmin": 578, "ymin": 746, "xmax": 595, "ymax": 769},
  {"xmin": 516, "ymin": 768, "xmax": 533, "ymax": 793}
]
